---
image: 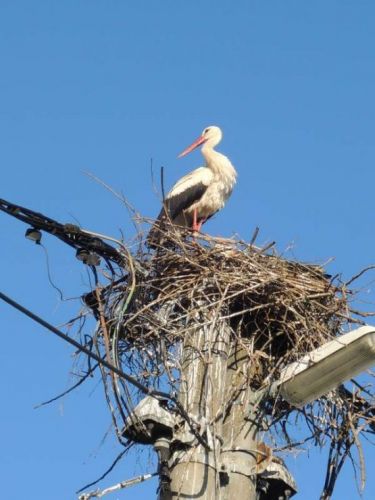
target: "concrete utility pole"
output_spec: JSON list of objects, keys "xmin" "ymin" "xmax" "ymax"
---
[
  {"xmin": 169, "ymin": 313, "xmax": 259, "ymax": 499},
  {"xmin": 220, "ymin": 343, "xmax": 259, "ymax": 499}
]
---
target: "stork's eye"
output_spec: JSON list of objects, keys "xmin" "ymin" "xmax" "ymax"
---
[{"xmin": 204, "ymin": 128, "xmax": 210, "ymax": 135}]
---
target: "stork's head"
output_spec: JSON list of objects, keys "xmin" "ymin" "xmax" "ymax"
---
[{"xmin": 178, "ymin": 125, "xmax": 223, "ymax": 158}]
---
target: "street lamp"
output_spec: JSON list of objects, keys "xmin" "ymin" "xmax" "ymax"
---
[{"xmin": 276, "ymin": 325, "xmax": 375, "ymax": 407}]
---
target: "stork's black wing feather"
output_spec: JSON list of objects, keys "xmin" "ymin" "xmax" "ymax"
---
[
  {"xmin": 147, "ymin": 182, "xmax": 208, "ymax": 248},
  {"xmin": 162, "ymin": 182, "xmax": 208, "ymax": 220}
]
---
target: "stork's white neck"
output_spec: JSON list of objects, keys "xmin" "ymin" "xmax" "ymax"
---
[{"xmin": 201, "ymin": 145, "xmax": 237, "ymax": 177}]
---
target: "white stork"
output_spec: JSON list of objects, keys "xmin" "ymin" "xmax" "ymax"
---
[{"xmin": 148, "ymin": 125, "xmax": 237, "ymax": 246}]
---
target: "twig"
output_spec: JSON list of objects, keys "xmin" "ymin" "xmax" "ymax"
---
[
  {"xmin": 160, "ymin": 166, "xmax": 166, "ymax": 202},
  {"xmin": 76, "ymin": 445, "xmax": 132, "ymax": 494},
  {"xmin": 345, "ymin": 265, "xmax": 375, "ymax": 287},
  {"xmin": 249, "ymin": 226, "xmax": 259, "ymax": 247},
  {"xmin": 34, "ymin": 363, "xmax": 99, "ymax": 409}
]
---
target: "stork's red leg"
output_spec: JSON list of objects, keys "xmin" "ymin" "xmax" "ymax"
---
[
  {"xmin": 192, "ymin": 213, "xmax": 206, "ymax": 233},
  {"xmin": 192, "ymin": 208, "xmax": 199, "ymax": 231}
]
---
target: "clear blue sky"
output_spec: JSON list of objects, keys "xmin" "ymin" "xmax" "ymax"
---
[{"xmin": 1, "ymin": 1, "xmax": 375, "ymax": 499}]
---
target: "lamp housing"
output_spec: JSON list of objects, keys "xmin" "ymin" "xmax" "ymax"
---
[{"xmin": 278, "ymin": 326, "xmax": 375, "ymax": 407}]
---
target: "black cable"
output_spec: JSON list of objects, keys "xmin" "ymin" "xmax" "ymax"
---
[
  {"xmin": 0, "ymin": 198, "xmax": 124, "ymax": 265},
  {"xmin": 0, "ymin": 289, "xmax": 210, "ymax": 449},
  {"xmin": 0, "ymin": 290, "xmax": 170, "ymax": 400}
]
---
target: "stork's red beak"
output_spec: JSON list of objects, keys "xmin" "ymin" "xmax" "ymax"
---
[{"xmin": 178, "ymin": 135, "xmax": 206, "ymax": 158}]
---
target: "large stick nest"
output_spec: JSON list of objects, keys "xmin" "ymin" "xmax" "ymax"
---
[{"xmin": 99, "ymin": 226, "xmax": 351, "ymax": 388}]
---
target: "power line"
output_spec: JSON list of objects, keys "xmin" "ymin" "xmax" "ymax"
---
[
  {"xmin": 0, "ymin": 197, "xmax": 124, "ymax": 265},
  {"xmin": 0, "ymin": 290, "xmax": 168, "ymax": 400},
  {"xmin": 0, "ymin": 289, "xmax": 209, "ymax": 449}
]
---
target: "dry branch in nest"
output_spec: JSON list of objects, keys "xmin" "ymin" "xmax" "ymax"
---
[{"xmin": 78, "ymin": 221, "xmax": 374, "ymax": 499}]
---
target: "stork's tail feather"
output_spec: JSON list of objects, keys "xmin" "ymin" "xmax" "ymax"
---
[
  {"xmin": 146, "ymin": 218, "xmax": 166, "ymax": 249},
  {"xmin": 146, "ymin": 209, "xmax": 188, "ymax": 250},
  {"xmin": 146, "ymin": 206, "xmax": 175, "ymax": 249}
]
